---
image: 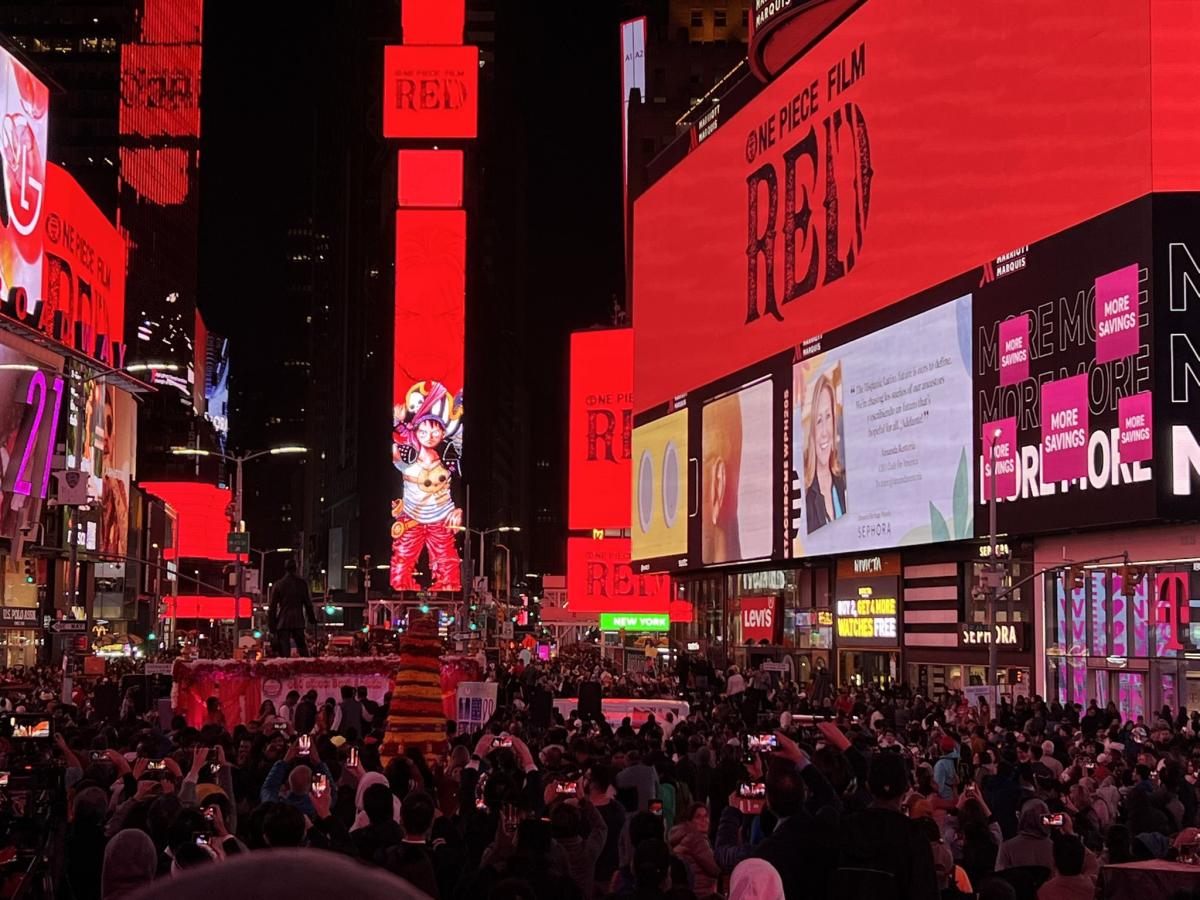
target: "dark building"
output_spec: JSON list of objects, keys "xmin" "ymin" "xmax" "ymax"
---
[{"xmin": 1, "ymin": 2, "xmax": 132, "ymax": 217}]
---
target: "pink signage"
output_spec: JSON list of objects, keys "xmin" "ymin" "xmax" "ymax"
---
[
  {"xmin": 998, "ymin": 315, "xmax": 1030, "ymax": 386},
  {"xmin": 1041, "ymin": 375, "xmax": 1089, "ymax": 482},
  {"xmin": 982, "ymin": 417, "xmax": 1018, "ymax": 500},
  {"xmin": 1118, "ymin": 391, "xmax": 1153, "ymax": 463},
  {"xmin": 1095, "ymin": 263, "xmax": 1140, "ymax": 363}
]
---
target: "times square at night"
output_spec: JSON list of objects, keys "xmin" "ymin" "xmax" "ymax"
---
[{"xmin": 0, "ymin": 1, "xmax": 1198, "ymax": 898}]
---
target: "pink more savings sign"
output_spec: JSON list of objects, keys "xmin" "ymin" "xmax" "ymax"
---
[
  {"xmin": 982, "ymin": 417, "xmax": 1018, "ymax": 501},
  {"xmin": 1041, "ymin": 375, "xmax": 1089, "ymax": 482},
  {"xmin": 1118, "ymin": 391, "xmax": 1153, "ymax": 463},
  {"xmin": 1095, "ymin": 263, "xmax": 1140, "ymax": 364},
  {"xmin": 998, "ymin": 315, "xmax": 1030, "ymax": 386}
]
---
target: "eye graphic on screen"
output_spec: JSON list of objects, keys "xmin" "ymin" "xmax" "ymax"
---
[
  {"xmin": 631, "ymin": 409, "xmax": 689, "ymax": 560},
  {"xmin": 637, "ymin": 450, "xmax": 654, "ymax": 533},
  {"xmin": 662, "ymin": 440, "xmax": 680, "ymax": 528}
]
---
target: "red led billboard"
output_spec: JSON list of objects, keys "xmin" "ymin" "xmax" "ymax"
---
[
  {"xmin": 402, "ymin": 0, "xmax": 465, "ymax": 45},
  {"xmin": 633, "ymin": 0, "xmax": 1200, "ymax": 415},
  {"xmin": 568, "ymin": 329, "xmax": 632, "ymax": 531},
  {"xmin": 164, "ymin": 595, "xmax": 251, "ymax": 620},
  {"xmin": 382, "ymin": 45, "xmax": 478, "ymax": 140},
  {"xmin": 40, "ymin": 164, "xmax": 126, "ymax": 367},
  {"xmin": 0, "ymin": 47, "xmax": 50, "ymax": 317},
  {"xmin": 397, "ymin": 150, "xmax": 464, "ymax": 208},
  {"xmin": 391, "ymin": 209, "xmax": 465, "ymax": 593},
  {"xmin": 567, "ymin": 536, "xmax": 689, "ymax": 620},
  {"xmin": 141, "ymin": 482, "xmax": 234, "ymax": 560},
  {"xmin": 118, "ymin": 43, "xmax": 202, "ymax": 139}
]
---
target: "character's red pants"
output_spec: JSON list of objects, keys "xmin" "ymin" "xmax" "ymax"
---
[{"xmin": 390, "ymin": 520, "xmax": 461, "ymax": 591}]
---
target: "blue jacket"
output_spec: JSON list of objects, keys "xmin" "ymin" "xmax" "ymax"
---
[{"xmin": 260, "ymin": 759, "xmax": 336, "ymax": 817}]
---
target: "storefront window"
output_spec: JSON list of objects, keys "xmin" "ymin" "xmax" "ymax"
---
[
  {"xmin": 1092, "ymin": 574, "xmax": 1108, "ymax": 657},
  {"xmin": 1118, "ymin": 672, "xmax": 1145, "ymax": 721}
]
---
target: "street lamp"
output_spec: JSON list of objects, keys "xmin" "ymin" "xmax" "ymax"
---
[
  {"xmin": 450, "ymin": 525, "xmax": 521, "ymax": 580},
  {"xmin": 170, "ymin": 446, "xmax": 308, "ymax": 643}
]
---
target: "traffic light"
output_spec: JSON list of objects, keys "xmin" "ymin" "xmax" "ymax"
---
[
  {"xmin": 469, "ymin": 621, "xmax": 478, "ymax": 631},
  {"xmin": 1119, "ymin": 564, "xmax": 1143, "ymax": 593},
  {"xmin": 252, "ymin": 629, "xmax": 263, "ymax": 640},
  {"xmin": 147, "ymin": 631, "xmax": 157, "ymax": 642},
  {"xmin": 22, "ymin": 559, "xmax": 35, "ymax": 584},
  {"xmin": 324, "ymin": 604, "xmax": 336, "ymax": 616},
  {"xmin": 1065, "ymin": 566, "xmax": 1086, "ymax": 591},
  {"xmin": 419, "ymin": 602, "xmax": 430, "ymax": 614}
]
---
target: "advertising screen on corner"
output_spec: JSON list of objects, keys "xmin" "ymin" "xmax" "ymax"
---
[{"xmin": 632, "ymin": 0, "xmax": 1199, "ymax": 420}]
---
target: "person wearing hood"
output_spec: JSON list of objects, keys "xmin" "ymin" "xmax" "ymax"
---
[
  {"xmin": 728, "ymin": 858, "xmax": 785, "ymax": 900},
  {"xmin": 995, "ymin": 800, "xmax": 1054, "ymax": 871},
  {"xmin": 549, "ymin": 796, "xmax": 608, "ymax": 900},
  {"xmin": 102, "ymin": 828, "xmax": 158, "ymax": 900},
  {"xmin": 837, "ymin": 750, "xmax": 939, "ymax": 900},
  {"xmin": 350, "ymin": 770, "xmax": 401, "ymax": 831},
  {"xmin": 668, "ymin": 803, "xmax": 719, "ymax": 898}
]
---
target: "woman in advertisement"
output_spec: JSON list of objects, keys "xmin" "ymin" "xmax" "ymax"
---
[{"xmin": 805, "ymin": 370, "xmax": 847, "ymax": 533}]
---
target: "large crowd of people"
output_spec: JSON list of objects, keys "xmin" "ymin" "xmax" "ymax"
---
[{"xmin": 5, "ymin": 650, "xmax": 1200, "ymax": 900}]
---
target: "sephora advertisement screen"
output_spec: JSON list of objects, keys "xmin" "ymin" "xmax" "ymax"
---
[{"xmin": 791, "ymin": 295, "xmax": 974, "ymax": 558}]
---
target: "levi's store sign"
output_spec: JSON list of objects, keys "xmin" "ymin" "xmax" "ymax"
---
[
  {"xmin": 633, "ymin": 0, "xmax": 1200, "ymax": 417},
  {"xmin": 740, "ymin": 595, "xmax": 781, "ymax": 643},
  {"xmin": 382, "ymin": 45, "xmax": 478, "ymax": 139}
]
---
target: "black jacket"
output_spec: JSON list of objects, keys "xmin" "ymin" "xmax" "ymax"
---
[
  {"xmin": 836, "ymin": 806, "xmax": 939, "ymax": 900},
  {"xmin": 806, "ymin": 470, "xmax": 847, "ymax": 533},
  {"xmin": 269, "ymin": 573, "xmax": 315, "ymax": 631}
]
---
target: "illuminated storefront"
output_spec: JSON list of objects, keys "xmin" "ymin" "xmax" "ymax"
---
[{"xmin": 1038, "ymin": 525, "xmax": 1200, "ymax": 720}]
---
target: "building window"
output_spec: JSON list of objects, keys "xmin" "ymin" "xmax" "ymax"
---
[
  {"xmin": 714, "ymin": 9, "xmax": 727, "ymax": 27},
  {"xmin": 690, "ymin": 9, "xmax": 704, "ymax": 27}
]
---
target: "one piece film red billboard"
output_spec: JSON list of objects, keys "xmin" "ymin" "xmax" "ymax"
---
[
  {"xmin": 632, "ymin": 0, "xmax": 1200, "ymax": 418},
  {"xmin": 391, "ymin": 209, "xmax": 465, "ymax": 593},
  {"xmin": 569, "ymin": 329, "xmax": 632, "ymax": 531},
  {"xmin": 41, "ymin": 164, "xmax": 127, "ymax": 367},
  {"xmin": 566, "ymin": 536, "xmax": 691, "ymax": 621},
  {"xmin": 382, "ymin": 45, "xmax": 478, "ymax": 140}
]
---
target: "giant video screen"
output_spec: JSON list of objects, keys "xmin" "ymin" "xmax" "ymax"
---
[
  {"xmin": 792, "ymin": 296, "xmax": 973, "ymax": 557},
  {"xmin": 391, "ymin": 209, "xmax": 465, "ymax": 592},
  {"xmin": 632, "ymin": 0, "xmax": 1200, "ymax": 423}
]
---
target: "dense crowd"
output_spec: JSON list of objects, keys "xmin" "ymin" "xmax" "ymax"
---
[{"xmin": 5, "ymin": 652, "xmax": 1200, "ymax": 900}]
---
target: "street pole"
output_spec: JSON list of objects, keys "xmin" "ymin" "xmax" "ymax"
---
[
  {"xmin": 987, "ymin": 429, "xmax": 999, "ymax": 690},
  {"xmin": 234, "ymin": 456, "xmax": 245, "ymax": 646}
]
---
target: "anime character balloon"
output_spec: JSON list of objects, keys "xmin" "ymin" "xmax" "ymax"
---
[{"xmin": 390, "ymin": 380, "xmax": 464, "ymax": 591}]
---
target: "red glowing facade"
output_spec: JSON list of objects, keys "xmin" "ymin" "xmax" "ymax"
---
[
  {"xmin": 402, "ymin": 0, "xmax": 465, "ymax": 44},
  {"xmin": 40, "ymin": 164, "xmax": 127, "ymax": 367},
  {"xmin": 141, "ymin": 482, "xmax": 234, "ymax": 561},
  {"xmin": 568, "ymin": 329, "xmax": 633, "ymax": 531},
  {"xmin": 397, "ymin": 150, "xmax": 464, "ymax": 208},
  {"xmin": 0, "ymin": 46, "xmax": 50, "ymax": 316},
  {"xmin": 164, "ymin": 595, "xmax": 252, "ymax": 620},
  {"xmin": 566, "ymin": 536, "xmax": 690, "ymax": 620},
  {"xmin": 633, "ymin": 0, "xmax": 1200, "ymax": 416},
  {"xmin": 382, "ymin": 45, "xmax": 478, "ymax": 140},
  {"xmin": 386, "ymin": 3, "xmax": 475, "ymax": 594}
]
